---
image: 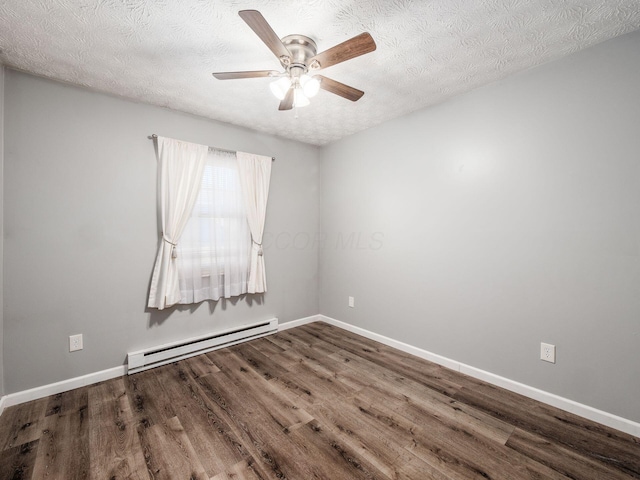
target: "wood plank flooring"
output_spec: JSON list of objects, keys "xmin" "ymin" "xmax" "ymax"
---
[{"xmin": 0, "ymin": 321, "xmax": 638, "ymax": 479}]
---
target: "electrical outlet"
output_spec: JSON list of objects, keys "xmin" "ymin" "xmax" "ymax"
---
[
  {"xmin": 540, "ymin": 342, "xmax": 555, "ymax": 363},
  {"xmin": 69, "ymin": 334, "xmax": 83, "ymax": 352},
  {"xmin": 348, "ymin": 296, "xmax": 355, "ymax": 308}
]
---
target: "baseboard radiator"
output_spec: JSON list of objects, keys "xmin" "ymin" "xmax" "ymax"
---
[{"xmin": 127, "ymin": 318, "xmax": 278, "ymax": 374}]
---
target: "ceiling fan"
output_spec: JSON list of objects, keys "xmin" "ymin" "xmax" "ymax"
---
[{"xmin": 212, "ymin": 10, "xmax": 377, "ymax": 111}]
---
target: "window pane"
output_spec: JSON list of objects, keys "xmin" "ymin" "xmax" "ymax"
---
[{"xmin": 177, "ymin": 149, "xmax": 250, "ymax": 302}]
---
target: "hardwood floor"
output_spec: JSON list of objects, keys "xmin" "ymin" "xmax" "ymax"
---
[{"xmin": 1, "ymin": 321, "xmax": 638, "ymax": 479}]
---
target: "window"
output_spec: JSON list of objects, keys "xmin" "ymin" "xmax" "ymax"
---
[
  {"xmin": 147, "ymin": 136, "xmax": 272, "ymax": 310},
  {"xmin": 176, "ymin": 149, "xmax": 251, "ymax": 303}
]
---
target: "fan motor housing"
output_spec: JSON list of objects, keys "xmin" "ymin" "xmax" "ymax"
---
[{"xmin": 281, "ymin": 35, "xmax": 317, "ymax": 67}]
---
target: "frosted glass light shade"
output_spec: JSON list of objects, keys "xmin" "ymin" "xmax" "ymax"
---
[
  {"xmin": 293, "ymin": 88, "xmax": 310, "ymax": 107},
  {"xmin": 269, "ymin": 77, "xmax": 291, "ymax": 100},
  {"xmin": 301, "ymin": 75, "xmax": 320, "ymax": 98}
]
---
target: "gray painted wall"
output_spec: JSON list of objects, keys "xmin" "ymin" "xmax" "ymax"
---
[
  {"xmin": 3, "ymin": 30, "xmax": 640, "ymax": 426},
  {"xmin": 3, "ymin": 70, "xmax": 320, "ymax": 394},
  {"xmin": 320, "ymin": 30, "xmax": 640, "ymax": 422},
  {"xmin": 0, "ymin": 66, "xmax": 4, "ymax": 396}
]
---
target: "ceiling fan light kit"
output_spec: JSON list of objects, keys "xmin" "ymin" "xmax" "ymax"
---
[
  {"xmin": 269, "ymin": 77, "xmax": 291, "ymax": 100},
  {"xmin": 301, "ymin": 75, "xmax": 321, "ymax": 98},
  {"xmin": 212, "ymin": 10, "xmax": 376, "ymax": 112},
  {"xmin": 293, "ymin": 87, "xmax": 310, "ymax": 107}
]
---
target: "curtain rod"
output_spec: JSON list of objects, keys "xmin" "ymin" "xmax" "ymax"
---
[{"xmin": 149, "ymin": 134, "xmax": 275, "ymax": 161}]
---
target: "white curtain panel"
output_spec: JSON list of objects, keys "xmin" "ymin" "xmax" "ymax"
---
[
  {"xmin": 237, "ymin": 152, "xmax": 272, "ymax": 294},
  {"xmin": 177, "ymin": 150, "xmax": 251, "ymax": 302},
  {"xmin": 148, "ymin": 136, "xmax": 208, "ymax": 310}
]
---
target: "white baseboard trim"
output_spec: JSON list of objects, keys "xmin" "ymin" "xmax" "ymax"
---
[
  {"xmin": 2, "ymin": 314, "xmax": 639, "ymax": 438},
  {"xmin": 0, "ymin": 314, "xmax": 322, "ymax": 417},
  {"xmin": 317, "ymin": 315, "xmax": 640, "ymax": 438},
  {"xmin": 278, "ymin": 314, "xmax": 322, "ymax": 331},
  {"xmin": 0, "ymin": 366, "xmax": 125, "ymax": 415}
]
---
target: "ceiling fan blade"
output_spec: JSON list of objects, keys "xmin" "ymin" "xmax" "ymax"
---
[
  {"xmin": 212, "ymin": 70, "xmax": 279, "ymax": 80},
  {"xmin": 239, "ymin": 10, "xmax": 291, "ymax": 63},
  {"xmin": 309, "ymin": 32, "xmax": 376, "ymax": 70},
  {"xmin": 317, "ymin": 75, "xmax": 364, "ymax": 102},
  {"xmin": 279, "ymin": 87, "xmax": 294, "ymax": 110}
]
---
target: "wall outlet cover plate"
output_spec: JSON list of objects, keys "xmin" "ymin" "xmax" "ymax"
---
[
  {"xmin": 70, "ymin": 334, "xmax": 83, "ymax": 352},
  {"xmin": 541, "ymin": 342, "xmax": 556, "ymax": 363}
]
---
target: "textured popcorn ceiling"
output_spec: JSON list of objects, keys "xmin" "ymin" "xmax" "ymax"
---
[{"xmin": 1, "ymin": 1, "xmax": 639, "ymax": 145}]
